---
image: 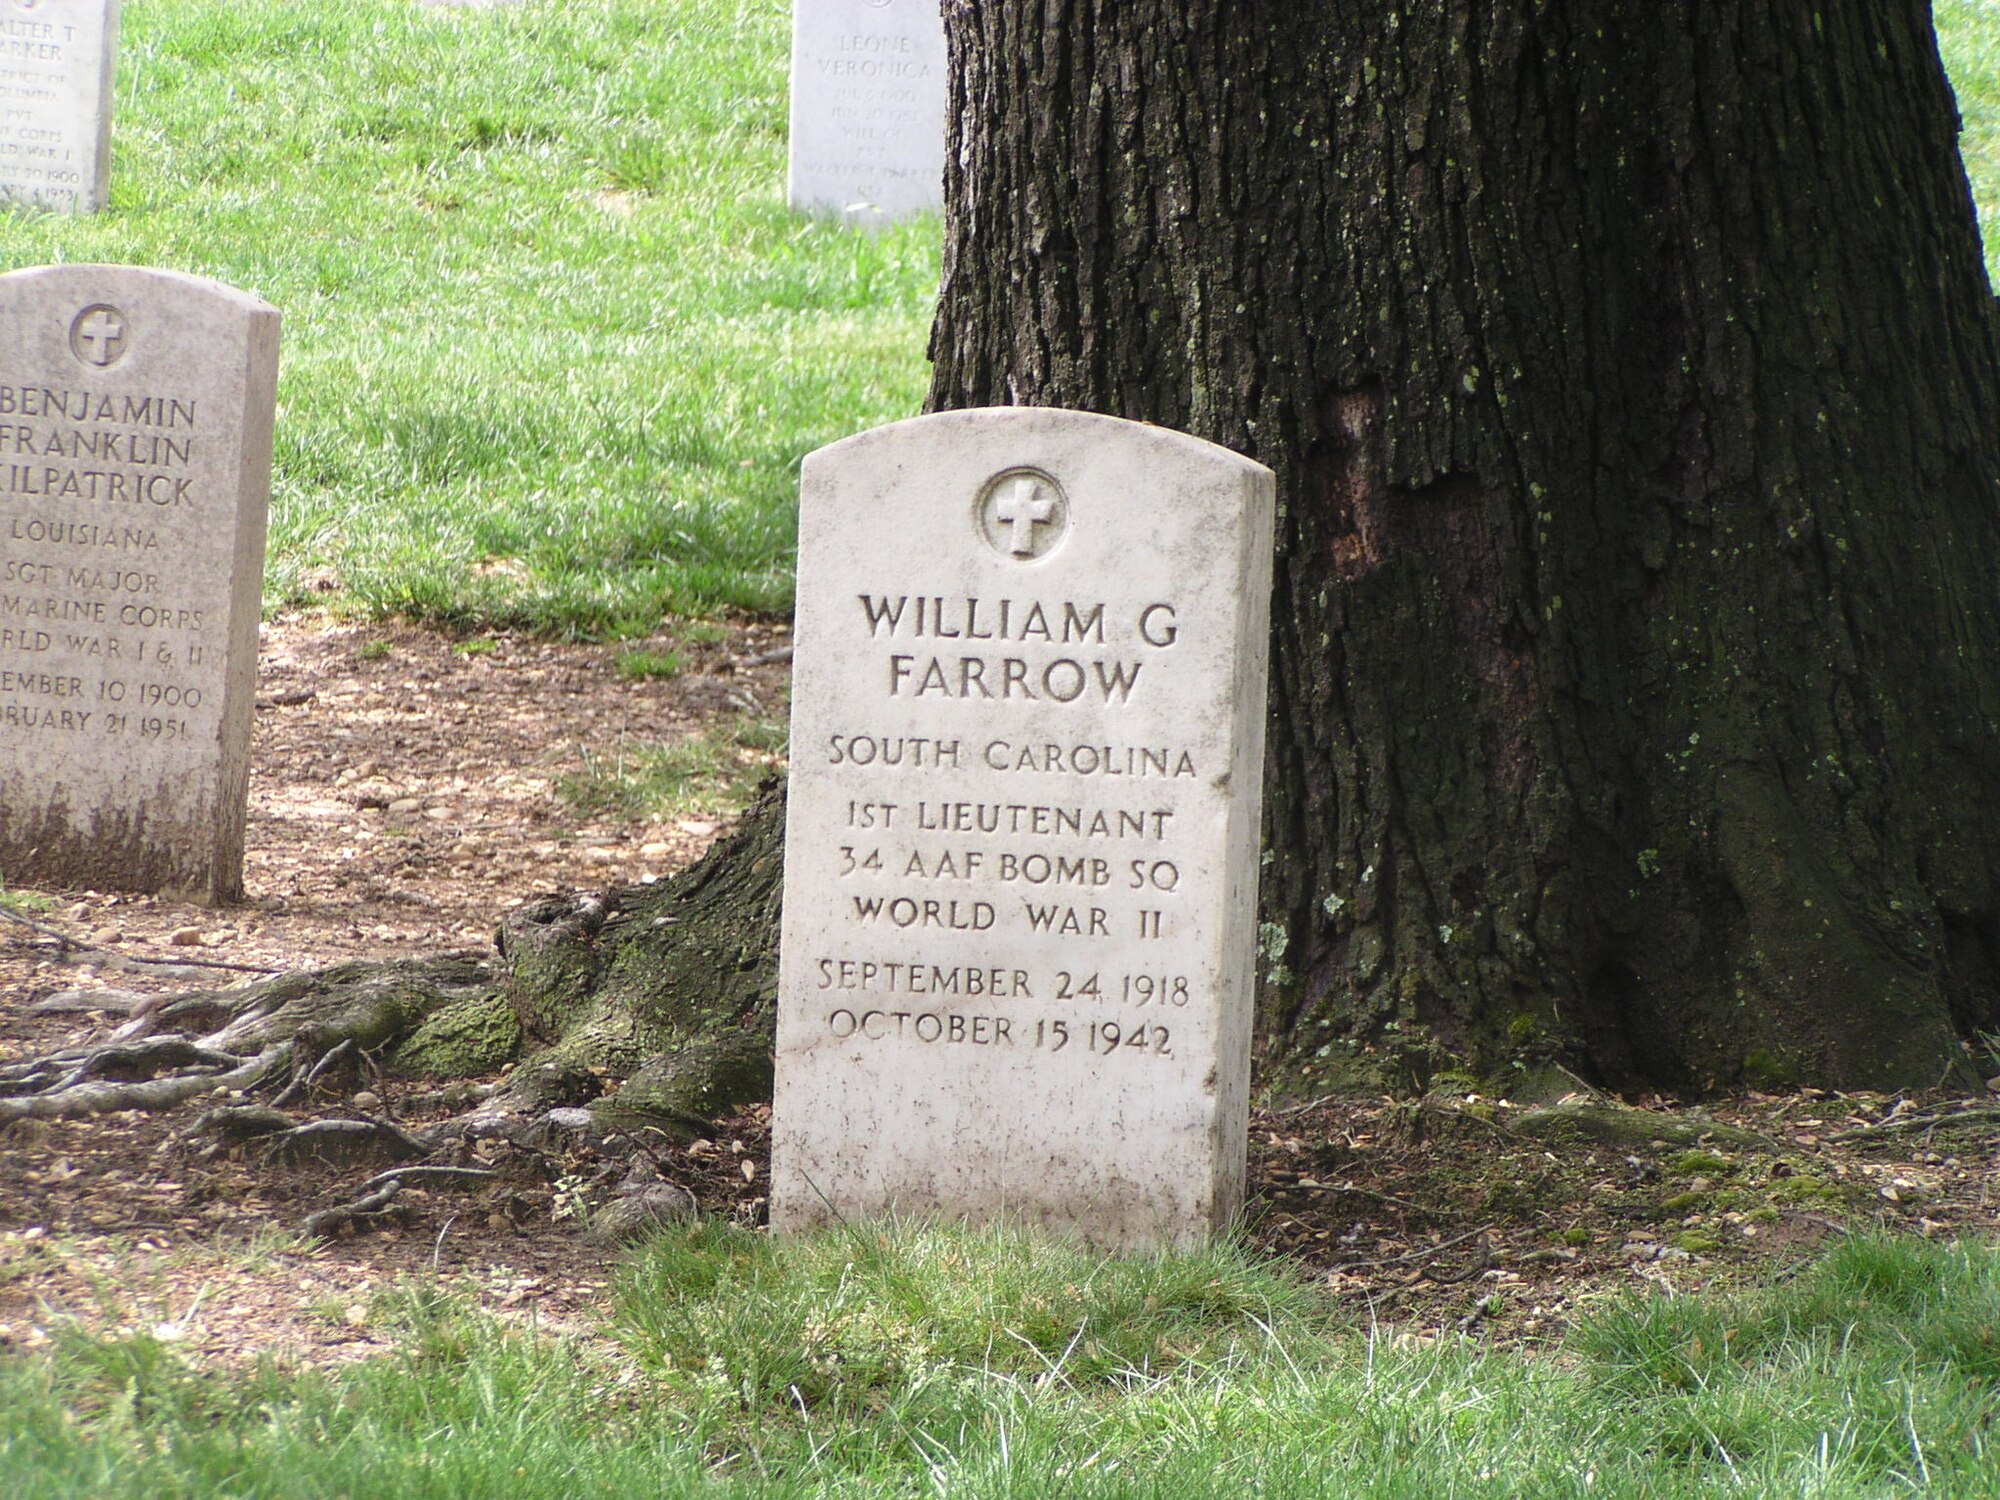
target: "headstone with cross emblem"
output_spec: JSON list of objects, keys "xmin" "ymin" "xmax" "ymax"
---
[
  {"xmin": 787, "ymin": 0, "xmax": 945, "ymax": 223},
  {"xmin": 0, "ymin": 0, "xmax": 121, "ymax": 214},
  {"xmin": 770, "ymin": 408, "xmax": 1276, "ymax": 1251},
  {"xmin": 0, "ymin": 264, "xmax": 280, "ymax": 901}
]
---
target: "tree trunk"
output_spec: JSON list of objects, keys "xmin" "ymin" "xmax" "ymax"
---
[
  {"xmin": 925, "ymin": 0, "xmax": 2000, "ymax": 1090},
  {"xmin": 494, "ymin": 781, "xmax": 784, "ymax": 1127},
  {"xmin": 62, "ymin": 5, "xmax": 1997, "ymax": 1114}
]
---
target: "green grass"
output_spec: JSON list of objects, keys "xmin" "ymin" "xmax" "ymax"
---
[
  {"xmin": 2, "ymin": 1228, "xmax": 1997, "ymax": 1497},
  {"xmin": 1945, "ymin": 0, "xmax": 2000, "ymax": 272},
  {"xmin": 558, "ymin": 714, "xmax": 785, "ymax": 819},
  {"xmin": 0, "ymin": 0, "xmax": 936, "ymax": 639},
  {"xmin": 615, "ymin": 648, "xmax": 687, "ymax": 680}
]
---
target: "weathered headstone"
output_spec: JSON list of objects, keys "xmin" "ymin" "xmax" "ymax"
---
[
  {"xmin": 787, "ymin": 0, "xmax": 945, "ymax": 223},
  {"xmin": 0, "ymin": 0, "xmax": 120, "ymax": 214},
  {"xmin": 0, "ymin": 265, "xmax": 280, "ymax": 902},
  {"xmin": 771, "ymin": 409, "xmax": 1275, "ymax": 1250}
]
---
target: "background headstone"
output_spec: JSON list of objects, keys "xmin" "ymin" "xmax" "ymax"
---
[
  {"xmin": 0, "ymin": 264, "xmax": 280, "ymax": 902},
  {"xmin": 788, "ymin": 0, "xmax": 945, "ymax": 223},
  {"xmin": 771, "ymin": 409, "xmax": 1275, "ymax": 1250},
  {"xmin": 0, "ymin": 0, "xmax": 120, "ymax": 214}
]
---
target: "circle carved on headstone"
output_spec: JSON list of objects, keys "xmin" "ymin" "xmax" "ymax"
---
[
  {"xmin": 68, "ymin": 303, "xmax": 128, "ymax": 368},
  {"xmin": 975, "ymin": 467, "xmax": 1069, "ymax": 561}
]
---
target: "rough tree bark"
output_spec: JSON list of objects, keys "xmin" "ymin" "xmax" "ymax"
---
[{"xmin": 923, "ymin": 0, "xmax": 2000, "ymax": 1091}]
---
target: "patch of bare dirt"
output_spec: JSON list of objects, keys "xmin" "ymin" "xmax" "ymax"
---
[
  {"xmin": 0, "ymin": 613, "xmax": 789, "ymax": 1361},
  {"xmin": 1, "ymin": 615, "xmax": 1996, "ymax": 1364},
  {"xmin": 1245, "ymin": 1088, "xmax": 2000, "ymax": 1342}
]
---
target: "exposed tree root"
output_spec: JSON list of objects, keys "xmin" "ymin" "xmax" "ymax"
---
[
  {"xmin": 301, "ymin": 1182, "xmax": 409, "ymax": 1238},
  {"xmin": 0, "ymin": 799, "xmax": 783, "ymax": 1229},
  {"xmin": 0, "ymin": 953, "xmax": 496, "ymax": 1128},
  {"xmin": 0, "ymin": 1045, "xmax": 287, "ymax": 1122},
  {"xmin": 1505, "ymin": 1101, "xmax": 1777, "ymax": 1152},
  {"xmin": 354, "ymin": 1165, "xmax": 497, "ymax": 1195},
  {"xmin": 264, "ymin": 1117, "xmax": 433, "ymax": 1168},
  {"xmin": 182, "ymin": 1103, "xmax": 298, "ymax": 1153},
  {"xmin": 298, "ymin": 1166, "xmax": 499, "ymax": 1239}
]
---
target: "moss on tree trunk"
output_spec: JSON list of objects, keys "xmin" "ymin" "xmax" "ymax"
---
[{"xmin": 491, "ymin": 781, "xmax": 785, "ymax": 1126}]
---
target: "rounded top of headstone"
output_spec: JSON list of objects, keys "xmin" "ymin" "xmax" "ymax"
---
[
  {"xmin": 0, "ymin": 265, "xmax": 280, "ymax": 378},
  {"xmin": 0, "ymin": 263, "xmax": 279, "ymax": 319},
  {"xmin": 805, "ymin": 406, "xmax": 1269, "ymax": 479}
]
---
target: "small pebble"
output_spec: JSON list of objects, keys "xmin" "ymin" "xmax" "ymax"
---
[
  {"xmin": 352, "ymin": 1091, "xmax": 383, "ymax": 1112},
  {"xmin": 169, "ymin": 927, "xmax": 202, "ymax": 947}
]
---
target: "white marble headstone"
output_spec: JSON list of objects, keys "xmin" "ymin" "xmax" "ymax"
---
[
  {"xmin": 0, "ymin": 0, "xmax": 120, "ymax": 214},
  {"xmin": 787, "ymin": 0, "xmax": 945, "ymax": 223},
  {"xmin": 0, "ymin": 265, "xmax": 280, "ymax": 902},
  {"xmin": 771, "ymin": 408, "xmax": 1275, "ymax": 1250}
]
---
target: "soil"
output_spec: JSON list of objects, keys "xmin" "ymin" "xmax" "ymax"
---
[{"xmin": 1, "ymin": 614, "xmax": 1997, "ymax": 1368}]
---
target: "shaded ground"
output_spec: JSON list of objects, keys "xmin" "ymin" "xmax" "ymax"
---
[{"xmin": 1, "ymin": 617, "xmax": 1996, "ymax": 1365}]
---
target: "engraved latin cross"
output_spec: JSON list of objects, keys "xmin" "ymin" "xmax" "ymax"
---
[
  {"xmin": 74, "ymin": 307, "xmax": 126, "ymax": 366},
  {"xmin": 993, "ymin": 475, "xmax": 1056, "ymax": 556}
]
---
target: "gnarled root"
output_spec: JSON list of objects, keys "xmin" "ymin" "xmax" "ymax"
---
[
  {"xmin": 0, "ymin": 954, "xmax": 494, "ymax": 1125},
  {"xmin": 1, "ymin": 801, "xmax": 788, "ymax": 1232},
  {"xmin": 0, "ymin": 1044, "xmax": 287, "ymax": 1122}
]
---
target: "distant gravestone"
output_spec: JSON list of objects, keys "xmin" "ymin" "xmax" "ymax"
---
[
  {"xmin": 0, "ymin": 0, "xmax": 120, "ymax": 214},
  {"xmin": 0, "ymin": 265, "xmax": 280, "ymax": 902},
  {"xmin": 787, "ymin": 0, "xmax": 944, "ymax": 223},
  {"xmin": 770, "ymin": 409, "xmax": 1276, "ymax": 1250}
]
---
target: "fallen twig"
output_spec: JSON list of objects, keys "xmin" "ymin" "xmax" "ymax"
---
[
  {"xmin": 0, "ymin": 905, "xmax": 80, "ymax": 946},
  {"xmin": 1274, "ymin": 1092, "xmax": 1345, "ymax": 1118},
  {"xmin": 1297, "ymin": 1178, "xmax": 1435, "ymax": 1216},
  {"xmin": 1827, "ymin": 1106, "xmax": 2000, "ymax": 1142},
  {"xmin": 0, "ymin": 908, "xmax": 281, "ymax": 977},
  {"xmin": 1419, "ymin": 1233, "xmax": 1494, "ymax": 1285},
  {"xmin": 1336, "ymin": 1227, "xmax": 1491, "ymax": 1271}
]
